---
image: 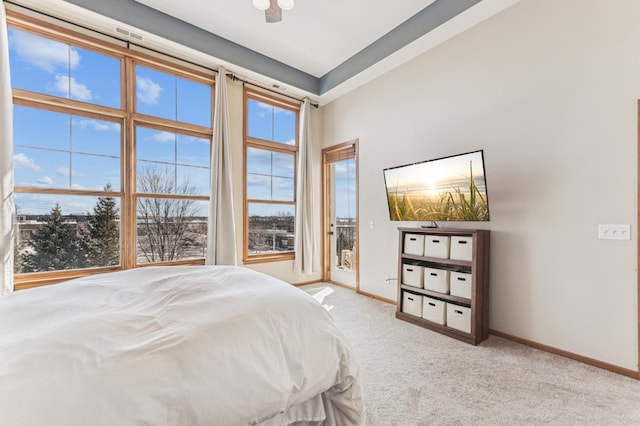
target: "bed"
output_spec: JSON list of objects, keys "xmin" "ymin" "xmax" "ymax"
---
[{"xmin": 0, "ymin": 266, "xmax": 365, "ymax": 425}]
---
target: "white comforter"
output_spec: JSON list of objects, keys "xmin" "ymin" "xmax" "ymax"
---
[{"xmin": 0, "ymin": 266, "xmax": 364, "ymax": 426}]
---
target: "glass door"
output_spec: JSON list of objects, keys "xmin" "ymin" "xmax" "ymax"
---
[{"xmin": 323, "ymin": 141, "xmax": 358, "ymax": 289}]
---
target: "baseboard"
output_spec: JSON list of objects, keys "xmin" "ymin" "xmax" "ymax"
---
[
  {"xmin": 292, "ymin": 279, "xmax": 324, "ymax": 287},
  {"xmin": 355, "ymin": 289, "xmax": 396, "ymax": 305},
  {"xmin": 490, "ymin": 329, "xmax": 639, "ymax": 380}
]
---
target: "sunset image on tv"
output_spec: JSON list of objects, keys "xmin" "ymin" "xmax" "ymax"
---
[{"xmin": 383, "ymin": 150, "xmax": 490, "ymax": 222}]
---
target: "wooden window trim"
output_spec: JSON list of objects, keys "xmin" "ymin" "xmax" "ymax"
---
[
  {"xmin": 243, "ymin": 88, "xmax": 299, "ymax": 263},
  {"xmin": 9, "ymin": 12, "xmax": 215, "ymax": 288}
]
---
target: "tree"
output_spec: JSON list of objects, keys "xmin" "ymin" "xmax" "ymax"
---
[
  {"xmin": 86, "ymin": 183, "xmax": 120, "ymax": 267},
  {"xmin": 22, "ymin": 203, "xmax": 89, "ymax": 272},
  {"xmin": 136, "ymin": 166, "xmax": 201, "ymax": 263}
]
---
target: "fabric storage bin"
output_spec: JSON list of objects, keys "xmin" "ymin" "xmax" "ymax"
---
[
  {"xmin": 421, "ymin": 296, "xmax": 446, "ymax": 325},
  {"xmin": 446, "ymin": 303, "xmax": 471, "ymax": 333},
  {"xmin": 401, "ymin": 264, "xmax": 424, "ymax": 288},
  {"xmin": 403, "ymin": 234, "xmax": 425, "ymax": 256},
  {"xmin": 450, "ymin": 271, "xmax": 472, "ymax": 299},
  {"xmin": 423, "ymin": 268, "xmax": 450, "ymax": 294},
  {"xmin": 424, "ymin": 235, "xmax": 450, "ymax": 259},
  {"xmin": 450, "ymin": 236, "xmax": 473, "ymax": 261},
  {"xmin": 401, "ymin": 291, "xmax": 423, "ymax": 317}
]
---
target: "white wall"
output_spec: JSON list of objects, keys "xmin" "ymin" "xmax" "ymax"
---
[{"xmin": 320, "ymin": 0, "xmax": 640, "ymax": 371}]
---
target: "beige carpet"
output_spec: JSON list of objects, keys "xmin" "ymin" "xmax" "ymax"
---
[{"xmin": 301, "ymin": 283, "xmax": 640, "ymax": 425}]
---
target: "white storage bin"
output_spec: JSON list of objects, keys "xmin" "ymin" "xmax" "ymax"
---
[
  {"xmin": 450, "ymin": 271, "xmax": 472, "ymax": 299},
  {"xmin": 401, "ymin": 291, "xmax": 423, "ymax": 317},
  {"xmin": 450, "ymin": 236, "xmax": 473, "ymax": 261},
  {"xmin": 424, "ymin": 235, "xmax": 450, "ymax": 259},
  {"xmin": 401, "ymin": 264, "xmax": 424, "ymax": 288},
  {"xmin": 424, "ymin": 268, "xmax": 450, "ymax": 294},
  {"xmin": 422, "ymin": 296, "xmax": 446, "ymax": 325},
  {"xmin": 446, "ymin": 304, "xmax": 471, "ymax": 334},
  {"xmin": 404, "ymin": 234, "xmax": 425, "ymax": 256}
]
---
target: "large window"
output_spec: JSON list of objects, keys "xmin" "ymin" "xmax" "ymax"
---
[
  {"xmin": 8, "ymin": 14, "xmax": 213, "ymax": 288},
  {"xmin": 244, "ymin": 90, "xmax": 299, "ymax": 262}
]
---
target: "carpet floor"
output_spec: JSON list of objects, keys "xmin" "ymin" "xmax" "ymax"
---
[{"xmin": 301, "ymin": 283, "xmax": 640, "ymax": 426}]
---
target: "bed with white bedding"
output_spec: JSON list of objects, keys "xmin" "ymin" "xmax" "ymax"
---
[{"xmin": 0, "ymin": 266, "xmax": 364, "ymax": 426}]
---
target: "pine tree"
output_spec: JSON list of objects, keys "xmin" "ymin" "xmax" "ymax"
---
[
  {"xmin": 23, "ymin": 203, "xmax": 90, "ymax": 272},
  {"xmin": 86, "ymin": 184, "xmax": 120, "ymax": 267}
]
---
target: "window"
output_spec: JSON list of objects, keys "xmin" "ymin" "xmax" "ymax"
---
[
  {"xmin": 244, "ymin": 90, "xmax": 299, "ymax": 262},
  {"xmin": 8, "ymin": 14, "xmax": 214, "ymax": 288}
]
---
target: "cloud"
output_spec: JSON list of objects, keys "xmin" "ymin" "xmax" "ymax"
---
[
  {"xmin": 51, "ymin": 75, "xmax": 92, "ymax": 101},
  {"xmin": 14, "ymin": 153, "xmax": 41, "ymax": 172},
  {"xmin": 37, "ymin": 176, "xmax": 54, "ymax": 185},
  {"xmin": 152, "ymin": 131, "xmax": 176, "ymax": 142},
  {"xmin": 73, "ymin": 119, "xmax": 119, "ymax": 132},
  {"xmin": 56, "ymin": 167, "xmax": 70, "ymax": 177},
  {"xmin": 136, "ymin": 76, "xmax": 162, "ymax": 104},
  {"xmin": 9, "ymin": 28, "xmax": 79, "ymax": 73}
]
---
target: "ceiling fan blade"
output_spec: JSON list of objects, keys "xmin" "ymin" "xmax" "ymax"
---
[{"xmin": 265, "ymin": 0, "xmax": 282, "ymax": 23}]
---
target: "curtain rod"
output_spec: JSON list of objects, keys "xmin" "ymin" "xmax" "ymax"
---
[{"xmin": 3, "ymin": 0, "xmax": 319, "ymax": 108}]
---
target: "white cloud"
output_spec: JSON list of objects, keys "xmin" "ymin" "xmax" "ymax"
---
[
  {"xmin": 37, "ymin": 176, "xmax": 54, "ymax": 185},
  {"xmin": 14, "ymin": 153, "xmax": 41, "ymax": 172},
  {"xmin": 52, "ymin": 75, "xmax": 92, "ymax": 101},
  {"xmin": 152, "ymin": 131, "xmax": 176, "ymax": 142},
  {"xmin": 73, "ymin": 119, "xmax": 119, "ymax": 132},
  {"xmin": 136, "ymin": 76, "xmax": 162, "ymax": 104},
  {"xmin": 9, "ymin": 29, "xmax": 79, "ymax": 73},
  {"xmin": 56, "ymin": 167, "xmax": 70, "ymax": 177}
]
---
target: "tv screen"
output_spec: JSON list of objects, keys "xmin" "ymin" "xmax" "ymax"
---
[{"xmin": 383, "ymin": 150, "xmax": 490, "ymax": 222}]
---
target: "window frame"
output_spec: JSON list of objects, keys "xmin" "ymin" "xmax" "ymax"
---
[
  {"xmin": 8, "ymin": 11, "xmax": 215, "ymax": 290},
  {"xmin": 243, "ymin": 88, "xmax": 299, "ymax": 264}
]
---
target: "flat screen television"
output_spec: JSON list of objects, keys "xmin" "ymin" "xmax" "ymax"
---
[{"xmin": 383, "ymin": 150, "xmax": 490, "ymax": 222}]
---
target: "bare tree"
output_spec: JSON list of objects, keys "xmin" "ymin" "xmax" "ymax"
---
[{"xmin": 137, "ymin": 166, "xmax": 201, "ymax": 263}]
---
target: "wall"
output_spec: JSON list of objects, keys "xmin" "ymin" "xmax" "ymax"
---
[
  {"xmin": 225, "ymin": 80, "xmax": 324, "ymax": 285},
  {"xmin": 321, "ymin": 0, "xmax": 640, "ymax": 371}
]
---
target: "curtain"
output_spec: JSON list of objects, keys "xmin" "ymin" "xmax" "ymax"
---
[
  {"xmin": 1, "ymin": 2, "xmax": 14, "ymax": 295},
  {"xmin": 293, "ymin": 99, "xmax": 319, "ymax": 275},
  {"xmin": 205, "ymin": 66, "xmax": 237, "ymax": 265}
]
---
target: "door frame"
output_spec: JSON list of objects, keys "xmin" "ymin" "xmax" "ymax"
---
[{"xmin": 322, "ymin": 139, "xmax": 359, "ymax": 291}]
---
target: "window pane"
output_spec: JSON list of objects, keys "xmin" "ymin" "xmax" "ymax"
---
[
  {"xmin": 248, "ymin": 203, "xmax": 295, "ymax": 255},
  {"xmin": 136, "ymin": 127, "xmax": 210, "ymax": 196},
  {"xmin": 136, "ymin": 198, "xmax": 208, "ymax": 264},
  {"xmin": 72, "ymin": 117, "xmax": 120, "ymax": 157},
  {"xmin": 8, "ymin": 28, "xmax": 120, "ymax": 108},
  {"xmin": 247, "ymin": 99, "xmax": 296, "ymax": 145},
  {"xmin": 72, "ymin": 153, "xmax": 120, "ymax": 191},
  {"xmin": 14, "ymin": 105, "xmax": 70, "ymax": 151},
  {"xmin": 136, "ymin": 65, "xmax": 211, "ymax": 126},
  {"xmin": 177, "ymin": 134, "xmax": 210, "ymax": 167},
  {"xmin": 246, "ymin": 148, "xmax": 294, "ymax": 201},
  {"xmin": 14, "ymin": 106, "xmax": 121, "ymax": 191},
  {"xmin": 14, "ymin": 193, "xmax": 121, "ymax": 274}
]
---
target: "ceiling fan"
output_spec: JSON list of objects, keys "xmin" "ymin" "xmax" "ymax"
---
[{"xmin": 253, "ymin": 0, "xmax": 295, "ymax": 23}]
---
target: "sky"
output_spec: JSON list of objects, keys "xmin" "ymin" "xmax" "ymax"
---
[{"xmin": 8, "ymin": 27, "xmax": 302, "ymax": 219}]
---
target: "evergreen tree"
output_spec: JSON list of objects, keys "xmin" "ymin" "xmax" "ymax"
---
[
  {"xmin": 86, "ymin": 184, "xmax": 120, "ymax": 267},
  {"xmin": 23, "ymin": 203, "xmax": 89, "ymax": 272}
]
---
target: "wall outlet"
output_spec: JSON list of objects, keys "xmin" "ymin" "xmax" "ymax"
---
[{"xmin": 598, "ymin": 224, "xmax": 631, "ymax": 240}]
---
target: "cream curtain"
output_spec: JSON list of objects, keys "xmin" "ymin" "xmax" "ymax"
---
[
  {"xmin": 1, "ymin": 3, "xmax": 14, "ymax": 295},
  {"xmin": 293, "ymin": 99, "xmax": 319, "ymax": 275},
  {"xmin": 205, "ymin": 66, "xmax": 237, "ymax": 265}
]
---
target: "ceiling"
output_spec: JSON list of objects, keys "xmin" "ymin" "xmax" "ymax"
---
[
  {"xmin": 10, "ymin": 0, "xmax": 520, "ymax": 104},
  {"xmin": 133, "ymin": 0, "xmax": 438, "ymax": 78}
]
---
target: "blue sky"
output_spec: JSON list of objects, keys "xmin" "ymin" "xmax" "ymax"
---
[
  {"xmin": 8, "ymin": 27, "xmax": 301, "ymax": 218},
  {"xmin": 7, "ymin": 27, "xmax": 357, "ymax": 224}
]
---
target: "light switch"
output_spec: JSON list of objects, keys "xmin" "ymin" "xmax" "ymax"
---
[
  {"xmin": 369, "ymin": 221, "xmax": 374, "ymax": 230},
  {"xmin": 598, "ymin": 224, "xmax": 631, "ymax": 240}
]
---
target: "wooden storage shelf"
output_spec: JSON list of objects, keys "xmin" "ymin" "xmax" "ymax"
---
[{"xmin": 396, "ymin": 227, "xmax": 490, "ymax": 345}]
